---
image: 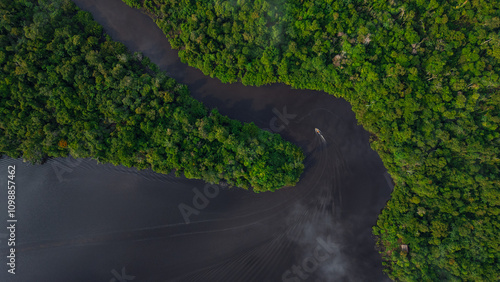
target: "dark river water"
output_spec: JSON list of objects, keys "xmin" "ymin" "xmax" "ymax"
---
[{"xmin": 0, "ymin": 0, "xmax": 392, "ymax": 281}]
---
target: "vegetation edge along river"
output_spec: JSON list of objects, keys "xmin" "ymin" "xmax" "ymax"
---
[
  {"xmin": 121, "ymin": 0, "xmax": 499, "ymax": 281},
  {"xmin": 0, "ymin": 0, "xmax": 305, "ymax": 193}
]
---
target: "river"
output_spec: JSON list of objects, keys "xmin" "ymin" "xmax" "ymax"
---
[{"xmin": 0, "ymin": 0, "xmax": 392, "ymax": 281}]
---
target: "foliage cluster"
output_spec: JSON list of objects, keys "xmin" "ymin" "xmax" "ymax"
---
[
  {"xmin": 124, "ymin": 0, "xmax": 500, "ymax": 280},
  {"xmin": 0, "ymin": 0, "xmax": 305, "ymax": 192}
]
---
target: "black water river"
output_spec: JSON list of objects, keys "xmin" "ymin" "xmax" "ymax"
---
[{"xmin": 0, "ymin": 0, "xmax": 392, "ymax": 281}]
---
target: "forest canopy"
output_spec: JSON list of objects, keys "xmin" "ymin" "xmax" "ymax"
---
[
  {"xmin": 0, "ymin": 0, "xmax": 305, "ymax": 193},
  {"xmin": 122, "ymin": 0, "xmax": 500, "ymax": 280}
]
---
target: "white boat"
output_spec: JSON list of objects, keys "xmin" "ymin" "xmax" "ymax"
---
[{"xmin": 315, "ymin": 128, "xmax": 326, "ymax": 143}]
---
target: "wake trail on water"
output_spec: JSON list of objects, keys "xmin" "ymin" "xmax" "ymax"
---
[{"xmin": 169, "ymin": 131, "xmax": 340, "ymax": 282}]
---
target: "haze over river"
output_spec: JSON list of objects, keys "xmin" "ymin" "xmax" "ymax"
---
[{"xmin": 0, "ymin": 0, "xmax": 392, "ymax": 281}]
